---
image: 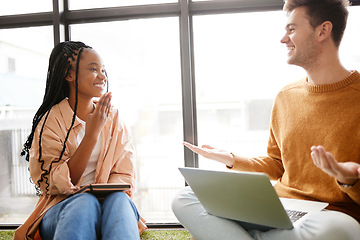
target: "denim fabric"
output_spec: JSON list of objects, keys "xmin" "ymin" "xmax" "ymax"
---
[{"xmin": 40, "ymin": 192, "xmax": 140, "ymax": 240}]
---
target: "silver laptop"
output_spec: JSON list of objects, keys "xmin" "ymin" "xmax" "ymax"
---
[{"xmin": 179, "ymin": 167, "xmax": 328, "ymax": 231}]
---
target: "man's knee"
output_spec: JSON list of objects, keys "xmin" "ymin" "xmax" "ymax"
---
[
  {"xmin": 172, "ymin": 186, "xmax": 201, "ymax": 221},
  {"xmin": 172, "ymin": 187, "xmax": 192, "ymax": 214},
  {"xmin": 300, "ymin": 211, "xmax": 360, "ymax": 240},
  {"xmin": 320, "ymin": 212, "xmax": 360, "ymax": 240}
]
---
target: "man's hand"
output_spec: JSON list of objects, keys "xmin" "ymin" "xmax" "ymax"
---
[
  {"xmin": 183, "ymin": 142, "xmax": 234, "ymax": 167},
  {"xmin": 311, "ymin": 145, "xmax": 360, "ymax": 186}
]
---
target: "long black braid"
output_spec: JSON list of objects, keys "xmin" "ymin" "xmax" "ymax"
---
[{"xmin": 21, "ymin": 41, "xmax": 92, "ymax": 195}]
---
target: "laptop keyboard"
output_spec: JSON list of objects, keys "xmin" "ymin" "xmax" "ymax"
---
[{"xmin": 286, "ymin": 210, "xmax": 308, "ymax": 222}]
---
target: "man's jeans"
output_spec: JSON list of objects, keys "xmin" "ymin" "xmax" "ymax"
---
[{"xmin": 40, "ymin": 191, "xmax": 140, "ymax": 240}]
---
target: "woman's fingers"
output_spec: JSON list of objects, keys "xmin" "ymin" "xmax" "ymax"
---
[{"xmin": 95, "ymin": 92, "xmax": 112, "ymax": 116}]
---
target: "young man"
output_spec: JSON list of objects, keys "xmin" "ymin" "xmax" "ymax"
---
[{"xmin": 172, "ymin": 0, "xmax": 360, "ymax": 239}]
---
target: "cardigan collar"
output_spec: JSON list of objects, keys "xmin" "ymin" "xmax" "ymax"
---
[{"xmin": 57, "ymin": 98, "xmax": 83, "ymax": 132}]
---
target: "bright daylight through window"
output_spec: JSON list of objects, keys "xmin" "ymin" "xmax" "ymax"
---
[
  {"xmin": 0, "ymin": 0, "xmax": 359, "ymax": 227},
  {"xmin": 70, "ymin": 17, "xmax": 184, "ymax": 222},
  {"xmin": 194, "ymin": 7, "xmax": 360, "ymax": 169}
]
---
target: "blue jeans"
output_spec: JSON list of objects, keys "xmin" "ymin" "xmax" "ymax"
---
[{"xmin": 40, "ymin": 192, "xmax": 140, "ymax": 240}]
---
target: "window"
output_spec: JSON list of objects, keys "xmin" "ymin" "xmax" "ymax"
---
[
  {"xmin": 70, "ymin": 17, "xmax": 183, "ymax": 223},
  {"xmin": 0, "ymin": 27, "xmax": 53, "ymax": 224},
  {"xmin": 0, "ymin": 0, "xmax": 360, "ymax": 227},
  {"xmin": 0, "ymin": 0, "xmax": 52, "ymax": 15},
  {"xmin": 340, "ymin": 6, "xmax": 360, "ymax": 70},
  {"xmin": 193, "ymin": 11, "xmax": 303, "ymax": 168},
  {"xmin": 193, "ymin": 7, "xmax": 360, "ymax": 169}
]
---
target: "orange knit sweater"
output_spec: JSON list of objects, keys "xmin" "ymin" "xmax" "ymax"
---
[{"xmin": 232, "ymin": 70, "xmax": 360, "ymax": 222}]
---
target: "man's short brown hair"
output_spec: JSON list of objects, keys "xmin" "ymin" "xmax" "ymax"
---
[{"xmin": 283, "ymin": 0, "xmax": 350, "ymax": 47}]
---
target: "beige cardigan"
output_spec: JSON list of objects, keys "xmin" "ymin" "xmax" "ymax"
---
[{"xmin": 13, "ymin": 99, "xmax": 146, "ymax": 240}]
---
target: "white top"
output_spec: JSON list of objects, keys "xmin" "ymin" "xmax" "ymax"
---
[{"xmin": 76, "ymin": 118, "xmax": 102, "ymax": 186}]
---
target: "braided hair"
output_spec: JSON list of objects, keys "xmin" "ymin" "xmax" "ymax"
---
[{"xmin": 21, "ymin": 41, "xmax": 92, "ymax": 195}]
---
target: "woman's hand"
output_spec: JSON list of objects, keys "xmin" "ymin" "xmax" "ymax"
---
[
  {"xmin": 311, "ymin": 145, "xmax": 360, "ymax": 186},
  {"xmin": 85, "ymin": 92, "xmax": 112, "ymax": 140},
  {"xmin": 183, "ymin": 142, "xmax": 235, "ymax": 167},
  {"xmin": 68, "ymin": 92, "xmax": 112, "ymax": 185}
]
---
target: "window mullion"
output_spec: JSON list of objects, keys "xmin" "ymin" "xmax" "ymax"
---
[{"xmin": 180, "ymin": 0, "xmax": 198, "ymax": 169}]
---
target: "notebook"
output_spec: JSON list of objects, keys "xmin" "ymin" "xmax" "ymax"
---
[
  {"xmin": 179, "ymin": 167, "xmax": 328, "ymax": 231},
  {"xmin": 73, "ymin": 183, "xmax": 130, "ymax": 199}
]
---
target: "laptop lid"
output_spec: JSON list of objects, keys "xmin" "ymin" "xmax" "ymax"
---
[{"xmin": 179, "ymin": 167, "xmax": 327, "ymax": 230}]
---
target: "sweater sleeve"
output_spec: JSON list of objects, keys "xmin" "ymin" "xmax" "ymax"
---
[
  {"xmin": 231, "ymin": 127, "xmax": 284, "ymax": 180},
  {"xmin": 337, "ymin": 179, "xmax": 360, "ymax": 205}
]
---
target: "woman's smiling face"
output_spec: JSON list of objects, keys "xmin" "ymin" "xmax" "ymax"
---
[{"xmin": 67, "ymin": 48, "xmax": 107, "ymax": 99}]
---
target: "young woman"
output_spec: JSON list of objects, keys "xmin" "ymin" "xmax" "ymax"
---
[{"xmin": 14, "ymin": 41, "xmax": 146, "ymax": 240}]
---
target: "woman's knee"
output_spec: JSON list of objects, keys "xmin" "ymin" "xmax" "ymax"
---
[
  {"xmin": 103, "ymin": 191, "xmax": 131, "ymax": 206},
  {"xmin": 102, "ymin": 192, "xmax": 136, "ymax": 213},
  {"xmin": 64, "ymin": 193, "xmax": 101, "ymax": 216},
  {"xmin": 102, "ymin": 191, "xmax": 139, "ymax": 218},
  {"xmin": 43, "ymin": 193, "xmax": 101, "ymax": 237}
]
